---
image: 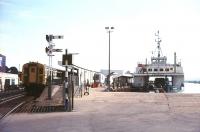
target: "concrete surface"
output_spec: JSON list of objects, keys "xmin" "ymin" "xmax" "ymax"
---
[
  {"xmin": 35, "ymin": 85, "xmax": 63, "ymax": 106},
  {"xmin": 1, "ymin": 88, "xmax": 200, "ymax": 132}
]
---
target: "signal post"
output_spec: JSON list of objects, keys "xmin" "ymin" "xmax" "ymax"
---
[{"xmin": 45, "ymin": 34, "xmax": 63, "ymax": 100}]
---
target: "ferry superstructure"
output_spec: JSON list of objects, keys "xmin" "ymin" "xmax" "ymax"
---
[{"xmin": 133, "ymin": 31, "xmax": 184, "ymax": 92}]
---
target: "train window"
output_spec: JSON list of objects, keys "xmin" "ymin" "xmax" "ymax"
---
[
  {"xmin": 165, "ymin": 68, "xmax": 169, "ymax": 71},
  {"xmin": 160, "ymin": 68, "xmax": 164, "ymax": 71},
  {"xmin": 143, "ymin": 68, "xmax": 147, "ymax": 72},
  {"xmin": 39, "ymin": 68, "xmax": 43, "ymax": 74},
  {"xmin": 148, "ymin": 69, "xmax": 152, "ymax": 71},
  {"xmin": 24, "ymin": 68, "xmax": 28, "ymax": 74},
  {"xmin": 170, "ymin": 68, "xmax": 173, "ymax": 71},
  {"xmin": 31, "ymin": 68, "xmax": 35, "ymax": 73}
]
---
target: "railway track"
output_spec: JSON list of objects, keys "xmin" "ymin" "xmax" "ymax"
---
[
  {"xmin": 0, "ymin": 96, "xmax": 64, "ymax": 120},
  {"xmin": 0, "ymin": 95, "xmax": 33, "ymax": 120},
  {"xmin": 0, "ymin": 89, "xmax": 65, "ymax": 119},
  {"xmin": 0, "ymin": 93, "xmax": 25, "ymax": 104},
  {"xmin": 0, "ymin": 89, "xmax": 25, "ymax": 100}
]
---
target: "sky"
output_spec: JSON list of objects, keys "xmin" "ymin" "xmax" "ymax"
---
[{"xmin": 1, "ymin": 0, "xmax": 200, "ymax": 80}]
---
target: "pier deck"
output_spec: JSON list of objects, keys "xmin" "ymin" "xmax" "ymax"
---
[{"xmin": 1, "ymin": 87, "xmax": 200, "ymax": 132}]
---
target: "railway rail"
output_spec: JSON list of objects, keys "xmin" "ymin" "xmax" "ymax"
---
[
  {"xmin": 0, "ymin": 95, "xmax": 33, "ymax": 120},
  {"xmin": 0, "ymin": 93, "xmax": 25, "ymax": 105},
  {"xmin": 0, "ymin": 88, "xmax": 25, "ymax": 100}
]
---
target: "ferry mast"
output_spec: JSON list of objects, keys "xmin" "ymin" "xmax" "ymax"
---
[
  {"xmin": 151, "ymin": 31, "xmax": 166, "ymax": 65},
  {"xmin": 155, "ymin": 30, "xmax": 162, "ymax": 58}
]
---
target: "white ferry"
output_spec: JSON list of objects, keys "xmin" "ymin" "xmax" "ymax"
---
[{"xmin": 133, "ymin": 31, "xmax": 184, "ymax": 92}]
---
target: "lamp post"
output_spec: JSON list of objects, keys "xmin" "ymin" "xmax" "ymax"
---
[{"xmin": 105, "ymin": 26, "xmax": 114, "ymax": 91}]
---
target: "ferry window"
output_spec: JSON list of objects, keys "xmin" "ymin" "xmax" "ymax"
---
[
  {"xmin": 160, "ymin": 68, "xmax": 164, "ymax": 71},
  {"xmin": 170, "ymin": 68, "xmax": 173, "ymax": 71},
  {"xmin": 31, "ymin": 68, "xmax": 35, "ymax": 73},
  {"xmin": 165, "ymin": 68, "xmax": 169, "ymax": 71},
  {"xmin": 154, "ymin": 69, "xmax": 158, "ymax": 71},
  {"xmin": 148, "ymin": 69, "xmax": 152, "ymax": 71}
]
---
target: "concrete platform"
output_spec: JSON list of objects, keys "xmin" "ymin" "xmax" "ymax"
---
[
  {"xmin": 35, "ymin": 85, "xmax": 64, "ymax": 106},
  {"xmin": 1, "ymin": 87, "xmax": 200, "ymax": 132}
]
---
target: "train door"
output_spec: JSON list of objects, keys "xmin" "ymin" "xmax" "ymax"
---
[{"xmin": 29, "ymin": 66, "xmax": 37, "ymax": 83}]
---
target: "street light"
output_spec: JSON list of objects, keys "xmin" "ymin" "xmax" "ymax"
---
[{"xmin": 105, "ymin": 26, "xmax": 114, "ymax": 91}]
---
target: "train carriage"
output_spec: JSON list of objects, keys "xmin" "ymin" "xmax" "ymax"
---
[
  {"xmin": 22, "ymin": 62, "xmax": 46, "ymax": 96},
  {"xmin": 22, "ymin": 62, "xmax": 64, "ymax": 97}
]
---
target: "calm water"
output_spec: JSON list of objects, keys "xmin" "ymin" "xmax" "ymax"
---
[{"xmin": 181, "ymin": 83, "xmax": 200, "ymax": 93}]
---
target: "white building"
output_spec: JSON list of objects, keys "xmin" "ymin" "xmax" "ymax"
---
[{"xmin": 0, "ymin": 72, "xmax": 19, "ymax": 91}]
